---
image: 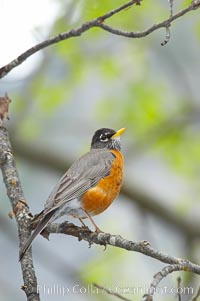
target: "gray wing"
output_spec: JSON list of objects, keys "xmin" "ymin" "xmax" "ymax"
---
[
  {"xmin": 44, "ymin": 149, "xmax": 115, "ymax": 213},
  {"xmin": 19, "ymin": 149, "xmax": 115, "ymax": 261}
]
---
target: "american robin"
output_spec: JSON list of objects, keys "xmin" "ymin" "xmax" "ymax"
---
[{"xmin": 19, "ymin": 127, "xmax": 125, "ymax": 261}]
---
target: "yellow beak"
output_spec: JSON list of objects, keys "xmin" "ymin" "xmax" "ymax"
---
[{"xmin": 111, "ymin": 128, "xmax": 126, "ymax": 139}]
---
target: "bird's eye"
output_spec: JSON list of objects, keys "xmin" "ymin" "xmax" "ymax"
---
[{"xmin": 100, "ymin": 134, "xmax": 108, "ymax": 142}]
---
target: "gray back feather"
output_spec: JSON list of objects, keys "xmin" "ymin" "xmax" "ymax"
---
[{"xmin": 44, "ymin": 149, "xmax": 115, "ymax": 213}]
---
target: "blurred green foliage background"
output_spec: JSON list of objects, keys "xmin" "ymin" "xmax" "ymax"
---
[{"xmin": 0, "ymin": 1, "xmax": 200, "ymax": 301}]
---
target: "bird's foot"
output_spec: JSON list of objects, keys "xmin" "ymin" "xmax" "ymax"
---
[{"xmin": 94, "ymin": 225, "xmax": 104, "ymax": 233}]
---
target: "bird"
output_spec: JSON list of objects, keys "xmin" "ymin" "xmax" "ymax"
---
[{"xmin": 19, "ymin": 127, "xmax": 125, "ymax": 261}]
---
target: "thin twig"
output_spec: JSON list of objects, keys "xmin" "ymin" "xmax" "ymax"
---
[
  {"xmin": 192, "ymin": 287, "xmax": 200, "ymax": 301},
  {"xmin": 161, "ymin": 26, "xmax": 171, "ymax": 46},
  {"xmin": 142, "ymin": 265, "xmax": 191, "ymax": 301},
  {"xmin": 93, "ymin": 283, "xmax": 131, "ymax": 301},
  {"xmin": 161, "ymin": 0, "xmax": 173, "ymax": 46},
  {"xmin": 177, "ymin": 276, "xmax": 182, "ymax": 301},
  {"xmin": 1, "ymin": 0, "xmax": 200, "ymax": 78},
  {"xmin": 169, "ymin": 0, "xmax": 174, "ymax": 17}
]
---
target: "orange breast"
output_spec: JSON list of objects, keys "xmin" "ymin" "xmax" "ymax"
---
[{"xmin": 81, "ymin": 150, "xmax": 124, "ymax": 216}]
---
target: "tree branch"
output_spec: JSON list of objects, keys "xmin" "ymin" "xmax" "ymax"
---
[
  {"xmin": 46, "ymin": 221, "xmax": 200, "ymax": 274},
  {"xmin": 93, "ymin": 266, "xmax": 192, "ymax": 301},
  {"xmin": 142, "ymin": 265, "xmax": 189, "ymax": 301},
  {"xmin": 0, "ymin": 101, "xmax": 40, "ymax": 301},
  {"xmin": 1, "ymin": 0, "xmax": 200, "ymax": 79},
  {"xmin": 97, "ymin": 1, "xmax": 200, "ymax": 40},
  {"xmin": 0, "ymin": 0, "xmax": 140, "ymax": 79},
  {"xmin": 45, "ymin": 222, "xmax": 200, "ymax": 301}
]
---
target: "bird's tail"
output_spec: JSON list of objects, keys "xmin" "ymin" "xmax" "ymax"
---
[{"xmin": 19, "ymin": 210, "xmax": 56, "ymax": 261}]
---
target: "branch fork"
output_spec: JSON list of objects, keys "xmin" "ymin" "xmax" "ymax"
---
[{"xmin": 1, "ymin": 1, "xmax": 200, "ymax": 78}]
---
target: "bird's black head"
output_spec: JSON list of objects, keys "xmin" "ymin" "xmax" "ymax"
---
[{"xmin": 91, "ymin": 128, "xmax": 125, "ymax": 150}]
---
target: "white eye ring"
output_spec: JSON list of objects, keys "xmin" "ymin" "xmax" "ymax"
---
[{"xmin": 100, "ymin": 134, "xmax": 108, "ymax": 142}]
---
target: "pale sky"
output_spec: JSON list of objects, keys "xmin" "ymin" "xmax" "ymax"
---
[{"xmin": 0, "ymin": 0, "xmax": 60, "ymax": 79}]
